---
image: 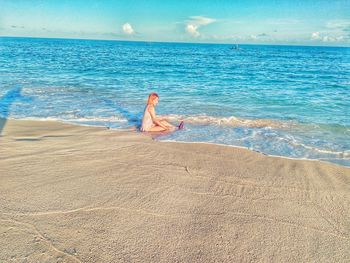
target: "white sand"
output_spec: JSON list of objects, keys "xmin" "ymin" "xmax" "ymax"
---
[{"xmin": 1, "ymin": 119, "xmax": 349, "ymax": 262}]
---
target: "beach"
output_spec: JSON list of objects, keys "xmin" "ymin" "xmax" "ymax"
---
[{"xmin": 1, "ymin": 118, "xmax": 349, "ymax": 262}]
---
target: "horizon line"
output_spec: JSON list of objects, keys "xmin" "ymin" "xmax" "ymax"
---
[{"xmin": 1, "ymin": 35, "xmax": 349, "ymax": 49}]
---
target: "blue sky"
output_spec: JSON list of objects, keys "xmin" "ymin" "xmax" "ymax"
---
[{"xmin": 1, "ymin": 0, "xmax": 350, "ymax": 46}]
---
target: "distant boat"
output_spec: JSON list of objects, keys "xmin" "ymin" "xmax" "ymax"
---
[{"xmin": 231, "ymin": 44, "xmax": 240, "ymax": 50}]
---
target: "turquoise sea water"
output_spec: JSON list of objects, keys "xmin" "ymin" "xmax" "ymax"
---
[{"xmin": 1, "ymin": 37, "xmax": 349, "ymax": 166}]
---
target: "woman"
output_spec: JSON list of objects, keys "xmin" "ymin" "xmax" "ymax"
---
[{"xmin": 140, "ymin": 93, "xmax": 184, "ymax": 132}]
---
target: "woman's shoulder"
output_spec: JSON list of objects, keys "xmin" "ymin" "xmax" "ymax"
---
[{"xmin": 146, "ymin": 104, "xmax": 154, "ymax": 111}]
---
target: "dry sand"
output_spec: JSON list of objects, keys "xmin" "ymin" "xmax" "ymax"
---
[{"xmin": 0, "ymin": 118, "xmax": 349, "ymax": 263}]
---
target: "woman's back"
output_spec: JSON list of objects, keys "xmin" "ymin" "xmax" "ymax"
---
[{"xmin": 140, "ymin": 105, "xmax": 153, "ymax": 131}]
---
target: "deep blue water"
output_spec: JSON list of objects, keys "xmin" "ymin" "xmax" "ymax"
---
[{"xmin": 1, "ymin": 37, "xmax": 349, "ymax": 166}]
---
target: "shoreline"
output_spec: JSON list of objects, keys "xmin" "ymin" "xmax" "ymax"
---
[
  {"xmin": 1, "ymin": 118, "xmax": 350, "ymax": 262},
  {"xmin": 160, "ymin": 139, "xmax": 350, "ymax": 168},
  {"xmin": 3, "ymin": 116, "xmax": 349, "ymax": 169}
]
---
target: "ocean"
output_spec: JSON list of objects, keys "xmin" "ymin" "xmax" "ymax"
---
[{"xmin": 1, "ymin": 37, "xmax": 349, "ymax": 166}]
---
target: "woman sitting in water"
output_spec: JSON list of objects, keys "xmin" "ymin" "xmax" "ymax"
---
[{"xmin": 140, "ymin": 92, "xmax": 184, "ymax": 132}]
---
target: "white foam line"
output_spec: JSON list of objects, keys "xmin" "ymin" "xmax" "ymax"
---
[{"xmin": 159, "ymin": 139, "xmax": 350, "ymax": 168}]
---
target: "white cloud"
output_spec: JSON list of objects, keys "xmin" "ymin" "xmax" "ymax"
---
[
  {"xmin": 309, "ymin": 20, "xmax": 350, "ymax": 44},
  {"xmin": 249, "ymin": 34, "xmax": 257, "ymax": 40},
  {"xmin": 190, "ymin": 16, "xmax": 216, "ymax": 26},
  {"xmin": 185, "ymin": 16, "xmax": 216, "ymax": 38},
  {"xmin": 186, "ymin": 24, "xmax": 200, "ymax": 37},
  {"xmin": 311, "ymin": 31, "xmax": 346, "ymax": 42},
  {"xmin": 122, "ymin": 23, "xmax": 134, "ymax": 35},
  {"xmin": 322, "ymin": 35, "xmax": 345, "ymax": 42},
  {"xmin": 311, "ymin": 32, "xmax": 321, "ymax": 40}
]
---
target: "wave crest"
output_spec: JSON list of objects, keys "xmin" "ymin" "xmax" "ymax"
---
[{"xmin": 162, "ymin": 114, "xmax": 293, "ymax": 129}]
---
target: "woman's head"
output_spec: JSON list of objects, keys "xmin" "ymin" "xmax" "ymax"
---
[{"xmin": 147, "ymin": 92, "xmax": 159, "ymax": 105}]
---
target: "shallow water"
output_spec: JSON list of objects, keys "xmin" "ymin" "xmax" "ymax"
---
[{"xmin": 0, "ymin": 37, "xmax": 349, "ymax": 166}]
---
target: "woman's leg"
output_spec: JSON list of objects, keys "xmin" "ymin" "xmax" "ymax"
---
[
  {"xmin": 160, "ymin": 120, "xmax": 175, "ymax": 128},
  {"xmin": 146, "ymin": 125, "xmax": 168, "ymax": 132}
]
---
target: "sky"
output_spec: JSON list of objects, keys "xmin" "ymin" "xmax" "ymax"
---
[{"xmin": 0, "ymin": 0, "xmax": 350, "ymax": 46}]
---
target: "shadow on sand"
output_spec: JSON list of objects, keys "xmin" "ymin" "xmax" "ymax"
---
[{"xmin": 0, "ymin": 86, "xmax": 23, "ymax": 135}]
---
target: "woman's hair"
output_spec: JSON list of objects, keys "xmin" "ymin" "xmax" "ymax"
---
[{"xmin": 147, "ymin": 92, "xmax": 159, "ymax": 105}]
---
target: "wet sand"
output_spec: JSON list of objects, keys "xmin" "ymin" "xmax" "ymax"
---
[{"xmin": 1, "ymin": 119, "xmax": 349, "ymax": 262}]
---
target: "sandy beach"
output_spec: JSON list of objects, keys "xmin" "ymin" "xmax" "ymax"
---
[{"xmin": 1, "ymin": 118, "xmax": 349, "ymax": 262}]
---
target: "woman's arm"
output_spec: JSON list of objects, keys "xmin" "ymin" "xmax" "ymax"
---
[{"xmin": 149, "ymin": 106, "xmax": 168, "ymax": 129}]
